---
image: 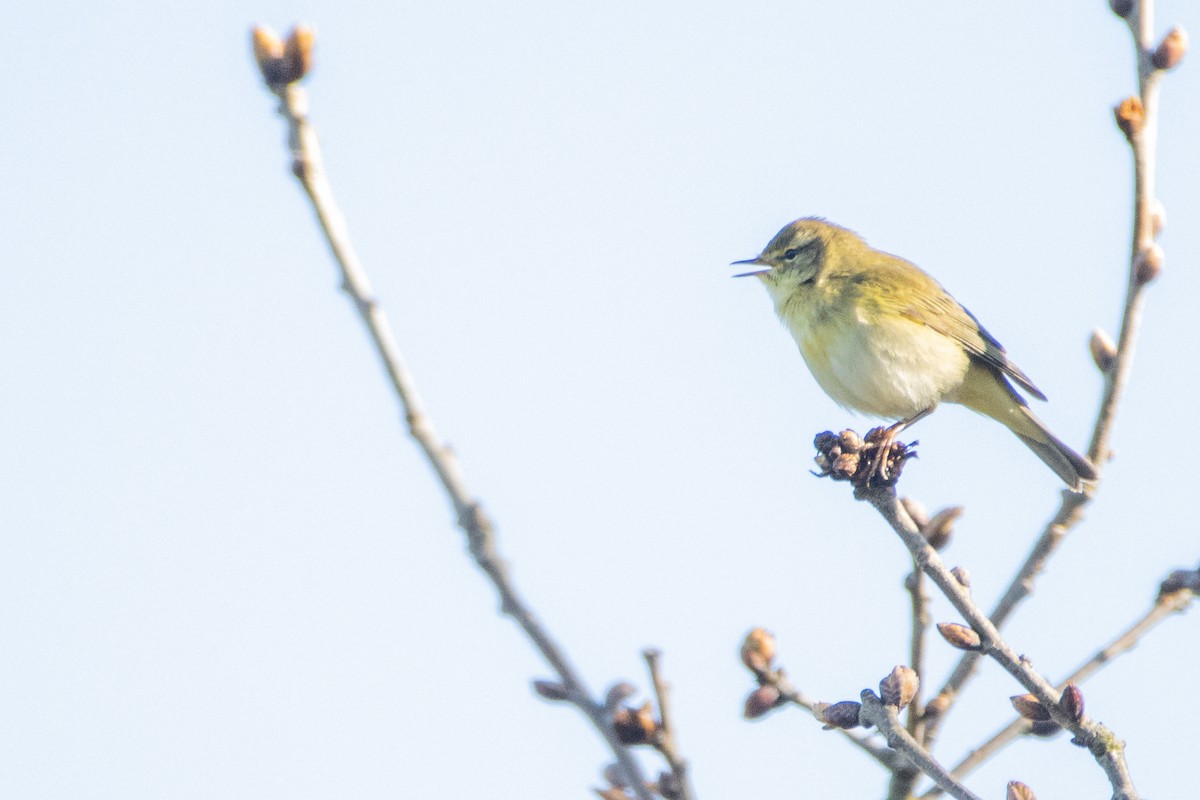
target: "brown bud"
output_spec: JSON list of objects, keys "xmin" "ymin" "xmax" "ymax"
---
[
  {"xmin": 879, "ymin": 665, "xmax": 920, "ymax": 709},
  {"xmin": 594, "ymin": 787, "xmax": 628, "ymax": 800},
  {"xmin": 838, "ymin": 429, "xmax": 864, "ymax": 450},
  {"xmin": 1010, "ymin": 693, "xmax": 1052, "ymax": 722},
  {"xmin": 923, "ymin": 506, "xmax": 963, "ymax": 551},
  {"xmin": 1134, "ymin": 244, "xmax": 1164, "ymax": 284},
  {"xmin": 1159, "ymin": 568, "xmax": 1200, "ymax": 597},
  {"xmin": 950, "ymin": 566, "xmax": 972, "ymax": 589},
  {"xmin": 1152, "ymin": 26, "xmax": 1188, "ymax": 71},
  {"xmin": 612, "ymin": 702, "xmax": 658, "ymax": 745},
  {"xmin": 533, "ymin": 680, "xmax": 571, "ymax": 702},
  {"xmin": 1114, "ymin": 96, "xmax": 1145, "ymax": 142},
  {"xmin": 1060, "ymin": 684, "xmax": 1085, "ymax": 723},
  {"xmin": 819, "ymin": 700, "xmax": 863, "ymax": 730},
  {"xmin": 1151, "ymin": 200, "xmax": 1167, "ymax": 237},
  {"xmin": 937, "ymin": 622, "xmax": 982, "ymax": 651},
  {"xmin": 251, "ymin": 26, "xmax": 289, "ymax": 85},
  {"xmin": 1029, "ymin": 719, "xmax": 1063, "ymax": 737},
  {"xmin": 605, "ymin": 682, "xmax": 637, "ymax": 710},
  {"xmin": 832, "ymin": 451, "xmax": 859, "ymax": 476},
  {"xmin": 1007, "ymin": 781, "xmax": 1038, "ymax": 800},
  {"xmin": 900, "ymin": 497, "xmax": 929, "ymax": 529},
  {"xmin": 1109, "ymin": 0, "xmax": 1133, "ymax": 18},
  {"xmin": 743, "ymin": 685, "xmax": 782, "ymax": 720},
  {"xmin": 740, "ymin": 627, "xmax": 776, "ymax": 672},
  {"xmin": 1089, "ymin": 328, "xmax": 1118, "ymax": 373},
  {"xmin": 282, "ymin": 25, "xmax": 316, "ymax": 82}
]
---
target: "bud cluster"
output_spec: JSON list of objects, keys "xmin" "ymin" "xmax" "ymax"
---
[
  {"xmin": 252, "ymin": 25, "xmax": 315, "ymax": 86},
  {"xmin": 812, "ymin": 428, "xmax": 916, "ymax": 488}
]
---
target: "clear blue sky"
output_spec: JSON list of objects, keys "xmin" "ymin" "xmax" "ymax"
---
[{"xmin": 2, "ymin": 2, "xmax": 1198, "ymax": 798}]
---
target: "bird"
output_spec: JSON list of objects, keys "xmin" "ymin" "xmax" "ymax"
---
[{"xmin": 734, "ymin": 217, "xmax": 1097, "ymax": 490}]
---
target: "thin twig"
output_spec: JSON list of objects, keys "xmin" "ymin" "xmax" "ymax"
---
[
  {"xmin": 885, "ymin": 563, "xmax": 931, "ymax": 800},
  {"xmin": 921, "ymin": 494, "xmax": 1086, "ymax": 747},
  {"xmin": 921, "ymin": 0, "xmax": 1171, "ymax": 752},
  {"xmin": 257, "ymin": 60, "xmax": 653, "ymax": 800},
  {"xmin": 858, "ymin": 691, "xmax": 981, "ymax": 800},
  {"xmin": 765, "ymin": 670, "xmax": 899, "ymax": 770},
  {"xmin": 643, "ymin": 649, "xmax": 695, "ymax": 800},
  {"xmin": 905, "ymin": 563, "xmax": 930, "ymax": 736},
  {"xmin": 861, "ymin": 487, "xmax": 1140, "ymax": 800},
  {"xmin": 920, "ymin": 584, "xmax": 1196, "ymax": 798}
]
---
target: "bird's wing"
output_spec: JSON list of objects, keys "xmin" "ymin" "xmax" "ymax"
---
[{"xmin": 903, "ymin": 289, "xmax": 1048, "ymax": 402}]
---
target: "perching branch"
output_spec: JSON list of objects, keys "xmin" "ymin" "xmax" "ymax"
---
[{"xmin": 251, "ymin": 26, "xmax": 653, "ymax": 800}]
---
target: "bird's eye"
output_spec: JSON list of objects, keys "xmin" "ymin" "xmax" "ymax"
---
[{"xmin": 783, "ymin": 248, "xmax": 799, "ymax": 260}]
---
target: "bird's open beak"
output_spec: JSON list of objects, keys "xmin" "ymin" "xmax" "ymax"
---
[{"xmin": 731, "ymin": 257, "xmax": 770, "ymax": 278}]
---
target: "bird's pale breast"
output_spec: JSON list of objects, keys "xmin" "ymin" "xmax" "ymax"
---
[{"xmin": 785, "ymin": 304, "xmax": 970, "ymax": 419}]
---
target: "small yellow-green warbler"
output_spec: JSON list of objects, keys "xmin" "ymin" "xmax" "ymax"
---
[{"xmin": 735, "ymin": 218, "xmax": 1097, "ymax": 490}]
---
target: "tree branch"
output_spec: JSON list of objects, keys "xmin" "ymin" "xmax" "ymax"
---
[
  {"xmin": 919, "ymin": 576, "xmax": 1197, "ymax": 798},
  {"xmin": 860, "ymin": 486, "xmax": 1141, "ymax": 800},
  {"xmin": 252, "ymin": 30, "xmax": 653, "ymax": 800},
  {"xmin": 920, "ymin": 0, "xmax": 1179, "ymax": 752}
]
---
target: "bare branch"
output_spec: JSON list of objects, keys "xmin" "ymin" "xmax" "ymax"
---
[
  {"xmin": 860, "ymin": 486, "xmax": 1141, "ymax": 800},
  {"xmin": 920, "ymin": 576, "xmax": 1197, "ymax": 798},
  {"xmin": 253, "ymin": 30, "xmax": 653, "ymax": 799},
  {"xmin": 858, "ymin": 691, "xmax": 981, "ymax": 800},
  {"xmin": 643, "ymin": 649, "xmax": 695, "ymax": 800},
  {"xmin": 921, "ymin": 0, "xmax": 1182, "ymax": 752}
]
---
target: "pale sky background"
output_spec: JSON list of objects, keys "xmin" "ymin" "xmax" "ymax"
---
[{"xmin": 3, "ymin": 2, "xmax": 1198, "ymax": 798}]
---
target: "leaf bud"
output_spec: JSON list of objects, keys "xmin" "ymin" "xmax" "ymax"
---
[
  {"xmin": 937, "ymin": 622, "xmax": 982, "ymax": 651},
  {"xmin": 282, "ymin": 25, "xmax": 316, "ymax": 82},
  {"xmin": 819, "ymin": 700, "xmax": 863, "ymax": 730},
  {"xmin": 743, "ymin": 685, "xmax": 782, "ymax": 720},
  {"xmin": 1158, "ymin": 568, "xmax": 1200, "ymax": 597},
  {"xmin": 1089, "ymin": 328, "xmax": 1118, "ymax": 373},
  {"xmin": 950, "ymin": 566, "xmax": 972, "ymax": 589},
  {"xmin": 740, "ymin": 627, "xmax": 776, "ymax": 673},
  {"xmin": 1010, "ymin": 693, "xmax": 1052, "ymax": 722},
  {"xmin": 1109, "ymin": 0, "xmax": 1133, "ymax": 18},
  {"xmin": 1060, "ymin": 684, "xmax": 1085, "ymax": 723},
  {"xmin": 923, "ymin": 506, "xmax": 963, "ymax": 551},
  {"xmin": 1113, "ymin": 96, "xmax": 1144, "ymax": 142},
  {"xmin": 1152, "ymin": 26, "xmax": 1188, "ymax": 71},
  {"xmin": 879, "ymin": 665, "xmax": 919, "ymax": 709},
  {"xmin": 612, "ymin": 702, "xmax": 658, "ymax": 745},
  {"xmin": 605, "ymin": 682, "xmax": 637, "ymax": 711},
  {"xmin": 1007, "ymin": 781, "xmax": 1038, "ymax": 800},
  {"xmin": 1134, "ymin": 244, "xmax": 1164, "ymax": 285}
]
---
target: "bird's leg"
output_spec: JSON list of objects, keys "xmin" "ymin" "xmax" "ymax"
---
[{"xmin": 866, "ymin": 407, "xmax": 934, "ymax": 482}]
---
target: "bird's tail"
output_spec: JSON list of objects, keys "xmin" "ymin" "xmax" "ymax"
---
[
  {"xmin": 955, "ymin": 362, "xmax": 1098, "ymax": 491},
  {"xmin": 1011, "ymin": 414, "xmax": 1098, "ymax": 492}
]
